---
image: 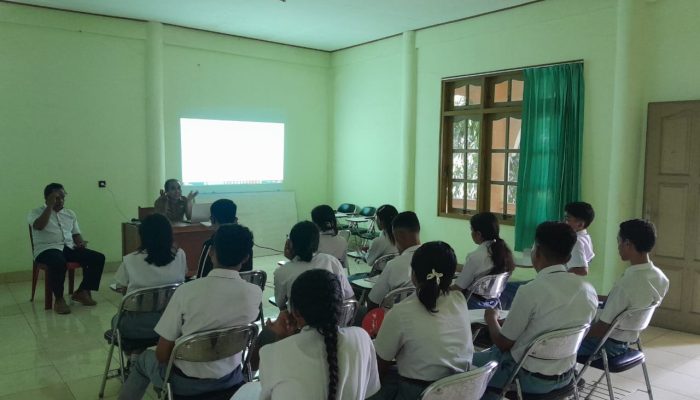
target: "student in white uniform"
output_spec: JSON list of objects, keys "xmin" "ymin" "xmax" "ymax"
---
[
  {"xmin": 117, "ymin": 224, "xmax": 262, "ymax": 400},
  {"xmin": 371, "ymin": 241, "xmax": 474, "ymax": 400},
  {"xmin": 474, "ymin": 222, "xmax": 598, "ymax": 399},
  {"xmin": 274, "ymin": 221, "xmax": 354, "ymax": 310},
  {"xmin": 563, "ymin": 201, "xmax": 595, "ymax": 276},
  {"xmin": 365, "ymin": 204, "xmax": 399, "ymax": 267},
  {"xmin": 578, "ymin": 219, "xmax": 669, "ymax": 359},
  {"xmin": 235, "ymin": 269, "xmax": 380, "ymax": 400},
  {"xmin": 452, "ymin": 212, "xmax": 514, "ymax": 309},
  {"xmin": 313, "ymin": 204, "xmax": 349, "ymax": 270},
  {"xmin": 111, "ymin": 213, "xmax": 187, "ymax": 339},
  {"xmin": 367, "ymin": 212, "xmax": 421, "ymax": 309}
]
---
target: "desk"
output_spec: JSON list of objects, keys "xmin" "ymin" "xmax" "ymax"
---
[
  {"xmin": 469, "ymin": 309, "xmax": 509, "ymax": 325},
  {"xmin": 121, "ymin": 222, "xmax": 214, "ymax": 277}
]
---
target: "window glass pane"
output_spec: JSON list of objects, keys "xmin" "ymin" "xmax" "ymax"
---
[
  {"xmin": 452, "ymin": 153, "xmax": 465, "ymax": 179},
  {"xmin": 466, "ymin": 182, "xmax": 478, "ymax": 211},
  {"xmin": 467, "ymin": 119, "xmax": 480, "ymax": 150},
  {"xmin": 511, "ymin": 79, "xmax": 524, "ymax": 102},
  {"xmin": 508, "ymin": 153, "xmax": 519, "ymax": 182},
  {"xmin": 490, "ymin": 184, "xmax": 505, "ymax": 214},
  {"xmin": 451, "ymin": 183, "xmax": 464, "ymax": 209},
  {"xmin": 452, "ymin": 118, "xmax": 466, "ymax": 149},
  {"xmin": 493, "ymin": 80, "xmax": 509, "ymax": 103},
  {"xmin": 492, "ymin": 118, "xmax": 506, "ymax": 149},
  {"xmin": 468, "ymin": 83, "xmax": 481, "ymax": 105},
  {"xmin": 453, "ymin": 85, "xmax": 467, "ymax": 107},
  {"xmin": 507, "ymin": 185, "xmax": 517, "ymax": 215},
  {"xmin": 491, "ymin": 153, "xmax": 505, "ymax": 181},
  {"xmin": 467, "ymin": 152, "xmax": 479, "ymax": 180},
  {"xmin": 508, "ymin": 117, "xmax": 521, "ymax": 149}
]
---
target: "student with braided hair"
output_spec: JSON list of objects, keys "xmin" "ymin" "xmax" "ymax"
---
[
  {"xmin": 234, "ymin": 269, "xmax": 380, "ymax": 400},
  {"xmin": 312, "ymin": 204, "xmax": 349, "ymax": 269},
  {"xmin": 371, "ymin": 241, "xmax": 474, "ymax": 400}
]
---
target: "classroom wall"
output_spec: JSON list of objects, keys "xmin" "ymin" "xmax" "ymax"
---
[{"xmin": 0, "ymin": 3, "xmax": 331, "ymax": 275}]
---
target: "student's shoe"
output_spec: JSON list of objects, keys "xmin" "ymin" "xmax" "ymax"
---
[
  {"xmin": 577, "ymin": 378, "xmax": 586, "ymax": 388},
  {"xmin": 71, "ymin": 290, "xmax": 97, "ymax": 306},
  {"xmin": 54, "ymin": 297, "xmax": 71, "ymax": 314}
]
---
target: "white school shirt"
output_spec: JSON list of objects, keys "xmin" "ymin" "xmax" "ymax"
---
[
  {"xmin": 565, "ymin": 230, "xmax": 594, "ymax": 271},
  {"xmin": 368, "ymin": 244, "xmax": 421, "ymax": 305},
  {"xmin": 502, "ymin": 264, "xmax": 598, "ymax": 375},
  {"xmin": 113, "ymin": 249, "xmax": 187, "ymax": 294},
  {"xmin": 154, "ymin": 268, "xmax": 262, "ymax": 379},
  {"xmin": 366, "ymin": 230, "xmax": 398, "ymax": 267},
  {"xmin": 273, "ymin": 253, "xmax": 354, "ymax": 309},
  {"xmin": 454, "ymin": 241, "xmax": 494, "ymax": 290},
  {"xmin": 374, "ymin": 291, "xmax": 474, "ymax": 381},
  {"xmin": 258, "ymin": 326, "xmax": 380, "ymax": 400},
  {"xmin": 598, "ymin": 262, "xmax": 669, "ymax": 342},
  {"xmin": 27, "ymin": 206, "xmax": 81, "ymax": 258},
  {"xmin": 318, "ymin": 231, "xmax": 349, "ymax": 269}
]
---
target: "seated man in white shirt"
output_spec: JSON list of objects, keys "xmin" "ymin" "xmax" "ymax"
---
[
  {"xmin": 28, "ymin": 183, "xmax": 105, "ymax": 314},
  {"xmin": 367, "ymin": 211, "xmax": 422, "ymax": 309},
  {"xmin": 118, "ymin": 224, "xmax": 263, "ymax": 399},
  {"xmin": 474, "ymin": 222, "xmax": 598, "ymax": 399},
  {"xmin": 578, "ymin": 219, "xmax": 669, "ymax": 359}
]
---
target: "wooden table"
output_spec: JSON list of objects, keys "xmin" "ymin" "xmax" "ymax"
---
[{"xmin": 121, "ymin": 222, "xmax": 214, "ymax": 277}]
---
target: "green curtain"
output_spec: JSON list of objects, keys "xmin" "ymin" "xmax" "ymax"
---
[{"xmin": 514, "ymin": 63, "xmax": 584, "ymax": 250}]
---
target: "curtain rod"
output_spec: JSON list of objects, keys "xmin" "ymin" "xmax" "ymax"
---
[{"xmin": 443, "ymin": 59, "xmax": 583, "ymax": 81}]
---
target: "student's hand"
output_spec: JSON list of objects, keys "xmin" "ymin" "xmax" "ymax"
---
[
  {"xmin": 186, "ymin": 191, "xmax": 198, "ymax": 202},
  {"xmin": 76, "ymin": 240, "xmax": 88, "ymax": 249},
  {"xmin": 484, "ymin": 308, "xmax": 500, "ymax": 323}
]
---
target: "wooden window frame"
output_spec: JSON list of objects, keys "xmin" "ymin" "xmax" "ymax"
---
[{"xmin": 437, "ymin": 70, "xmax": 523, "ymax": 224}]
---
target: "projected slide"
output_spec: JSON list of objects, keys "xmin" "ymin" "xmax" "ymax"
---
[{"xmin": 180, "ymin": 118, "xmax": 284, "ymax": 186}]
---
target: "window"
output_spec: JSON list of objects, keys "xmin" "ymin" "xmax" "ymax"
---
[{"xmin": 438, "ymin": 71, "xmax": 523, "ymax": 222}]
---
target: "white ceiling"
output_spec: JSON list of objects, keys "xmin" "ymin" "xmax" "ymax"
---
[{"xmin": 10, "ymin": 0, "xmax": 538, "ymax": 51}]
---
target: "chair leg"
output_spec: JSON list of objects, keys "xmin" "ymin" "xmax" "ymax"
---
[
  {"xmin": 43, "ymin": 270, "xmax": 53, "ymax": 310},
  {"xmin": 99, "ymin": 331, "xmax": 117, "ymax": 398},
  {"xmin": 641, "ymin": 360, "xmax": 654, "ymax": 400},
  {"xmin": 117, "ymin": 330, "xmax": 126, "ymax": 383},
  {"xmin": 574, "ymin": 384, "xmax": 581, "ymax": 400},
  {"xmin": 601, "ymin": 350, "xmax": 615, "ymax": 400},
  {"xmin": 31, "ymin": 265, "xmax": 39, "ymax": 301},
  {"xmin": 515, "ymin": 378, "xmax": 523, "ymax": 400},
  {"xmin": 68, "ymin": 269, "xmax": 75, "ymax": 295}
]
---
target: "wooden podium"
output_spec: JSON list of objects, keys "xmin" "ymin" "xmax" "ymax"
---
[{"xmin": 121, "ymin": 221, "xmax": 214, "ymax": 277}]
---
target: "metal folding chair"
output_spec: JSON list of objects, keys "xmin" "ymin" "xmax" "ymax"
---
[
  {"xmin": 339, "ymin": 299, "xmax": 359, "ymax": 327},
  {"xmin": 240, "ymin": 270, "xmax": 267, "ymax": 321},
  {"xmin": 161, "ymin": 323, "xmax": 259, "ymax": 399},
  {"xmin": 499, "ymin": 324, "xmax": 590, "ymax": 400},
  {"xmin": 98, "ymin": 283, "xmax": 181, "ymax": 398},
  {"xmin": 379, "ymin": 286, "xmax": 416, "ymax": 310},
  {"xmin": 420, "ymin": 361, "xmax": 499, "ymax": 400},
  {"xmin": 465, "ymin": 272, "xmax": 510, "ymax": 306},
  {"xmin": 575, "ymin": 302, "xmax": 659, "ymax": 400}
]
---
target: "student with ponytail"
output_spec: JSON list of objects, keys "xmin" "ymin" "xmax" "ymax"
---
[
  {"xmin": 312, "ymin": 205, "xmax": 349, "ymax": 270},
  {"xmin": 453, "ymin": 212, "xmax": 515, "ymax": 308},
  {"xmin": 235, "ymin": 269, "xmax": 380, "ymax": 400},
  {"xmin": 273, "ymin": 221, "xmax": 354, "ymax": 310},
  {"xmin": 365, "ymin": 204, "xmax": 399, "ymax": 267},
  {"xmin": 371, "ymin": 242, "xmax": 474, "ymax": 400}
]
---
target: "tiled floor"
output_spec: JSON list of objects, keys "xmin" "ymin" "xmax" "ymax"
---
[{"xmin": 1, "ymin": 256, "xmax": 699, "ymax": 399}]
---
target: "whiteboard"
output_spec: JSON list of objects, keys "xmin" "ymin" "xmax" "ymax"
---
[{"xmin": 196, "ymin": 191, "xmax": 297, "ymax": 257}]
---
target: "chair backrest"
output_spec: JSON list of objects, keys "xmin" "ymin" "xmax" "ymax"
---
[
  {"xmin": 359, "ymin": 206, "xmax": 377, "ymax": 218},
  {"xmin": 195, "ymin": 241, "xmax": 212, "ymax": 279},
  {"xmin": 380, "ymin": 286, "xmax": 416, "ymax": 310},
  {"xmin": 28, "ymin": 225, "xmax": 36, "ymax": 256},
  {"xmin": 240, "ymin": 270, "xmax": 267, "ymax": 291},
  {"xmin": 612, "ymin": 302, "xmax": 659, "ymax": 334},
  {"xmin": 340, "ymin": 299, "xmax": 359, "ymax": 327},
  {"xmin": 338, "ymin": 229, "xmax": 351, "ymax": 241},
  {"xmin": 370, "ymin": 253, "xmax": 399, "ymax": 274},
  {"xmin": 420, "ymin": 361, "xmax": 499, "ymax": 400},
  {"xmin": 138, "ymin": 206, "xmax": 155, "ymax": 220},
  {"xmin": 118, "ymin": 283, "xmax": 181, "ymax": 313},
  {"xmin": 467, "ymin": 272, "xmax": 510, "ymax": 300},
  {"xmin": 163, "ymin": 323, "xmax": 259, "ymax": 394},
  {"xmin": 337, "ymin": 203, "xmax": 357, "ymax": 214}
]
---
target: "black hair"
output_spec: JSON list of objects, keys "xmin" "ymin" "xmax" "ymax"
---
[
  {"xmin": 138, "ymin": 214, "xmax": 177, "ymax": 266},
  {"xmin": 534, "ymin": 221, "xmax": 577, "ymax": 263},
  {"xmin": 411, "ymin": 241, "xmax": 457, "ymax": 313},
  {"xmin": 311, "ymin": 205, "xmax": 338, "ymax": 235},
  {"xmin": 392, "ymin": 211, "xmax": 420, "ymax": 233},
  {"xmin": 212, "ymin": 224, "xmax": 254, "ymax": 268},
  {"xmin": 43, "ymin": 183, "xmax": 64, "ymax": 198},
  {"xmin": 290, "ymin": 269, "xmax": 342, "ymax": 400},
  {"xmin": 376, "ymin": 204, "xmax": 399, "ymax": 244},
  {"xmin": 290, "ymin": 221, "xmax": 320, "ymax": 262},
  {"xmin": 470, "ymin": 212, "xmax": 515, "ymax": 275},
  {"xmin": 164, "ymin": 179, "xmax": 180, "ymax": 191},
  {"xmin": 210, "ymin": 199, "xmax": 237, "ymax": 224},
  {"xmin": 565, "ymin": 202, "xmax": 595, "ymax": 228},
  {"xmin": 619, "ymin": 219, "xmax": 656, "ymax": 253}
]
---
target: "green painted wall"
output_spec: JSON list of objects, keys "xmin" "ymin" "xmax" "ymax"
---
[{"xmin": 0, "ymin": 3, "xmax": 331, "ymax": 274}]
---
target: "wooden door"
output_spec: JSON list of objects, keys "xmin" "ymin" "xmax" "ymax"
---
[{"xmin": 644, "ymin": 101, "xmax": 700, "ymax": 334}]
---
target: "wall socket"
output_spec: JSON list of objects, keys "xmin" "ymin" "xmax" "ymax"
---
[{"xmin": 98, "ymin": 180, "xmax": 107, "ymax": 188}]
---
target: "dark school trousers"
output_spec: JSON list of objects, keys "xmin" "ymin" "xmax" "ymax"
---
[{"xmin": 35, "ymin": 246, "xmax": 105, "ymax": 298}]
